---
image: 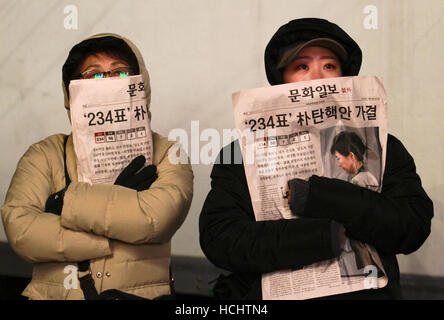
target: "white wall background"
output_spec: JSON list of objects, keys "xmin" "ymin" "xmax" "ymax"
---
[{"xmin": 0, "ymin": 0, "xmax": 443, "ymax": 277}]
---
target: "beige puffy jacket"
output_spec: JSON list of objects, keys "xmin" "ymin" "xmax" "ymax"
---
[{"xmin": 1, "ymin": 34, "xmax": 193, "ymax": 300}]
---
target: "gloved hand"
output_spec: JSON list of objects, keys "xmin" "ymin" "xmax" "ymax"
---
[
  {"xmin": 45, "ymin": 187, "xmax": 68, "ymax": 215},
  {"xmin": 287, "ymin": 178, "xmax": 310, "ymax": 216},
  {"xmin": 114, "ymin": 155, "xmax": 157, "ymax": 191}
]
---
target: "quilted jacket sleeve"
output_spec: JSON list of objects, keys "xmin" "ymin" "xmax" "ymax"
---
[
  {"xmin": 199, "ymin": 142, "xmax": 337, "ymax": 274},
  {"xmin": 303, "ymin": 135, "xmax": 433, "ymax": 255},
  {"xmin": 1, "ymin": 140, "xmax": 112, "ymax": 263},
  {"xmin": 60, "ymin": 134, "xmax": 193, "ymax": 244}
]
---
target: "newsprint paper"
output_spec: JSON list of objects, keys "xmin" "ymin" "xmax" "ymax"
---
[
  {"xmin": 69, "ymin": 75, "xmax": 153, "ymax": 184},
  {"xmin": 232, "ymin": 76, "xmax": 389, "ymax": 300}
]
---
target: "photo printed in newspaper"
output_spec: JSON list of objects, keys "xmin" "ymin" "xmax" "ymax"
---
[
  {"xmin": 232, "ymin": 76, "xmax": 389, "ymax": 300},
  {"xmin": 69, "ymin": 75, "xmax": 153, "ymax": 184}
]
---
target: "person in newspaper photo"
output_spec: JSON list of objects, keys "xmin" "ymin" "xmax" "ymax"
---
[
  {"xmin": 199, "ymin": 18, "xmax": 433, "ymax": 299},
  {"xmin": 1, "ymin": 34, "xmax": 193, "ymax": 300},
  {"xmin": 330, "ymin": 130, "xmax": 379, "ymax": 191},
  {"xmin": 329, "ymin": 130, "xmax": 382, "ymax": 278}
]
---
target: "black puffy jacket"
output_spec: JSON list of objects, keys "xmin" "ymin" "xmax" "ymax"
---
[
  {"xmin": 200, "ymin": 136, "xmax": 433, "ymax": 299},
  {"xmin": 199, "ymin": 18, "xmax": 433, "ymax": 300}
]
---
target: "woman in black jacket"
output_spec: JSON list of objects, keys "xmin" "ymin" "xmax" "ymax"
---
[{"xmin": 199, "ymin": 18, "xmax": 433, "ymax": 299}]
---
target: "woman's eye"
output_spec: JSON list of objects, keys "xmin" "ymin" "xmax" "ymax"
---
[
  {"xmin": 296, "ymin": 64, "xmax": 308, "ymax": 70},
  {"xmin": 324, "ymin": 63, "xmax": 336, "ymax": 70}
]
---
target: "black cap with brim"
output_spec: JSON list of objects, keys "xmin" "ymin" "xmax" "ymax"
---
[{"xmin": 277, "ymin": 37, "xmax": 349, "ymax": 69}]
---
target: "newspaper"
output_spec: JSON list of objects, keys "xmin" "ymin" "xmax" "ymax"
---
[
  {"xmin": 232, "ymin": 76, "xmax": 389, "ymax": 300},
  {"xmin": 69, "ymin": 75, "xmax": 153, "ymax": 184}
]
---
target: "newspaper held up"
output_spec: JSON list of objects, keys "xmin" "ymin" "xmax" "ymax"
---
[
  {"xmin": 69, "ymin": 75, "xmax": 153, "ymax": 184},
  {"xmin": 232, "ymin": 76, "xmax": 389, "ymax": 300}
]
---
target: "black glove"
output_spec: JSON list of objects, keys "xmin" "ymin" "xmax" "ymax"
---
[
  {"xmin": 45, "ymin": 187, "xmax": 68, "ymax": 215},
  {"xmin": 287, "ymin": 178, "xmax": 310, "ymax": 216},
  {"xmin": 114, "ymin": 155, "xmax": 157, "ymax": 191}
]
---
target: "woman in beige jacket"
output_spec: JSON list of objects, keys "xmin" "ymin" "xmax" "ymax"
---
[{"xmin": 1, "ymin": 34, "xmax": 193, "ymax": 300}]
